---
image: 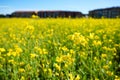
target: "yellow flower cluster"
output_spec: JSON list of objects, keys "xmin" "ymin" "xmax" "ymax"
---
[
  {"xmin": 34, "ymin": 47, "xmax": 48, "ymax": 55},
  {"xmin": 0, "ymin": 18, "xmax": 120, "ymax": 80},
  {"xmin": 7, "ymin": 45, "xmax": 23, "ymax": 57},
  {"xmin": 56, "ymin": 53, "xmax": 74, "ymax": 65},
  {"xmin": 69, "ymin": 32, "xmax": 88, "ymax": 46},
  {"xmin": 0, "ymin": 48, "xmax": 6, "ymax": 52}
]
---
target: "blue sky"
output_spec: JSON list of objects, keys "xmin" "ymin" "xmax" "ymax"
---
[{"xmin": 0, "ymin": 0, "xmax": 120, "ymax": 14}]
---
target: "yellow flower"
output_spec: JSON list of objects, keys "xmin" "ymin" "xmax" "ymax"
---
[
  {"xmin": 74, "ymin": 32, "xmax": 80, "ymax": 38},
  {"xmin": 42, "ymin": 49, "xmax": 48, "ymax": 54},
  {"xmin": 44, "ymin": 68, "xmax": 47, "ymax": 73},
  {"xmin": 62, "ymin": 46, "xmax": 69, "ymax": 51},
  {"xmin": 48, "ymin": 68, "xmax": 52, "ymax": 76},
  {"xmin": 64, "ymin": 63, "xmax": 68, "ymax": 68},
  {"xmin": 75, "ymin": 75, "xmax": 80, "ymax": 80},
  {"xmin": 89, "ymin": 33, "xmax": 95, "ymax": 39},
  {"xmin": 70, "ymin": 49, "xmax": 75, "ymax": 54},
  {"xmin": 101, "ymin": 53, "xmax": 107, "ymax": 58},
  {"xmin": 35, "ymin": 47, "xmax": 48, "ymax": 55},
  {"xmin": 0, "ymin": 48, "xmax": 6, "ymax": 52},
  {"xmin": 54, "ymin": 63, "xmax": 61, "ymax": 71},
  {"xmin": 8, "ymin": 59, "xmax": 16, "ymax": 64},
  {"xmin": 103, "ymin": 65, "xmax": 109, "ymax": 70},
  {"xmin": 26, "ymin": 25, "xmax": 34, "ymax": 31},
  {"xmin": 15, "ymin": 47, "xmax": 23, "ymax": 53},
  {"xmin": 56, "ymin": 56, "xmax": 62, "ymax": 63},
  {"xmin": 108, "ymin": 61, "xmax": 112, "ymax": 65},
  {"xmin": 25, "ymin": 25, "xmax": 34, "ymax": 33},
  {"xmin": 67, "ymin": 34, "xmax": 74, "ymax": 40},
  {"xmin": 106, "ymin": 71, "xmax": 113, "ymax": 76},
  {"xmin": 18, "ymin": 68, "xmax": 25, "ymax": 73},
  {"xmin": 30, "ymin": 53, "xmax": 38, "ymax": 58},
  {"xmin": 73, "ymin": 33, "xmax": 88, "ymax": 46},
  {"xmin": 93, "ymin": 57, "xmax": 99, "ymax": 63},
  {"xmin": 9, "ymin": 52, "xmax": 17, "ymax": 57},
  {"xmin": 19, "ymin": 62, "xmax": 25, "ymax": 66},
  {"xmin": 93, "ymin": 40, "xmax": 102, "ymax": 46},
  {"xmin": 55, "ymin": 72, "xmax": 59, "ymax": 76},
  {"xmin": 68, "ymin": 73, "xmax": 74, "ymax": 80},
  {"xmin": 20, "ymin": 76, "xmax": 25, "ymax": 80},
  {"xmin": 115, "ymin": 75, "xmax": 120, "ymax": 80},
  {"xmin": 102, "ymin": 46, "xmax": 111, "ymax": 51}
]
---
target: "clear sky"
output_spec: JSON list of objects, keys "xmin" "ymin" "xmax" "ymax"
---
[{"xmin": 0, "ymin": 0, "xmax": 120, "ymax": 14}]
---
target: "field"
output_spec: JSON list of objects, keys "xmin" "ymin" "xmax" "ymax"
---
[{"xmin": 0, "ymin": 18, "xmax": 120, "ymax": 80}]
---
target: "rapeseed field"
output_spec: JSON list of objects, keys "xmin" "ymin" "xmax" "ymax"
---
[{"xmin": 0, "ymin": 18, "xmax": 120, "ymax": 80}]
